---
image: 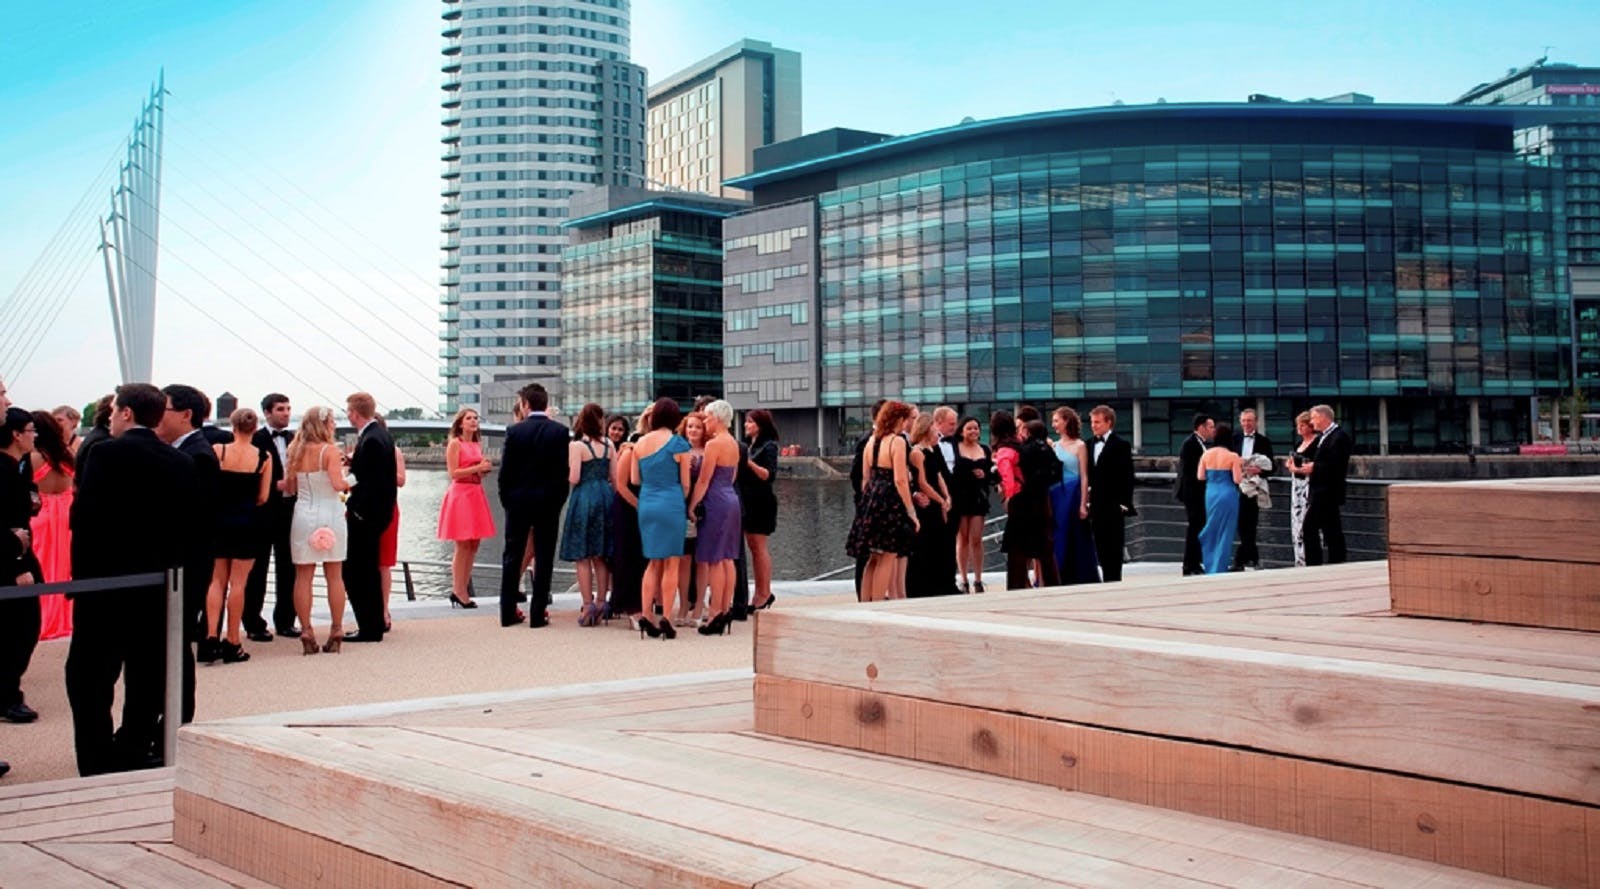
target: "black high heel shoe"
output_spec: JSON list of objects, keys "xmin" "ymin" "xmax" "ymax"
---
[
  {"xmin": 658, "ymin": 619, "xmax": 677, "ymax": 640},
  {"xmin": 638, "ymin": 616, "xmax": 662, "ymax": 639},
  {"xmin": 697, "ymin": 612, "xmax": 730, "ymax": 636},
  {"xmin": 753, "ymin": 593, "xmax": 777, "ymax": 611},
  {"xmin": 449, "ymin": 593, "xmax": 478, "ymax": 609}
]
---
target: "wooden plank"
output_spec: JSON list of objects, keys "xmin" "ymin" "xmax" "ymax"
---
[
  {"xmin": 753, "ymin": 675, "xmax": 1593, "ymax": 886},
  {"xmin": 0, "ymin": 775, "xmax": 175, "ymax": 816},
  {"xmin": 754, "ymin": 607, "xmax": 1600, "ymax": 805},
  {"xmin": 175, "ymin": 791, "xmax": 466, "ymax": 889},
  {"xmin": 138, "ymin": 842, "xmax": 282, "ymax": 889},
  {"xmin": 0, "ymin": 803, "xmax": 172, "ymax": 842},
  {"xmin": 0, "ymin": 790, "xmax": 171, "ymax": 831},
  {"xmin": 1388, "ymin": 482, "xmax": 1600, "ymax": 564},
  {"xmin": 176, "ymin": 727, "xmax": 813, "ymax": 888},
  {"xmin": 0, "ymin": 841, "xmax": 119, "ymax": 888},
  {"xmin": 1390, "ymin": 551, "xmax": 1600, "ymax": 632},
  {"xmin": 36, "ymin": 840, "xmax": 241, "ymax": 889},
  {"xmin": 59, "ymin": 822, "xmax": 173, "ymax": 843},
  {"xmin": 0, "ymin": 767, "xmax": 174, "ymax": 803}
]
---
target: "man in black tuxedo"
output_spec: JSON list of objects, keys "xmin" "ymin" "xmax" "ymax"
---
[
  {"xmin": 498, "ymin": 383, "xmax": 570, "ymax": 628},
  {"xmin": 158, "ymin": 384, "xmax": 216, "ymax": 716},
  {"xmin": 1086, "ymin": 405, "xmax": 1136, "ymax": 582},
  {"xmin": 1230, "ymin": 408, "xmax": 1275, "ymax": 571},
  {"xmin": 1174, "ymin": 414, "xmax": 1214, "ymax": 576},
  {"xmin": 342, "ymin": 392, "xmax": 396, "ymax": 642},
  {"xmin": 68, "ymin": 383, "xmax": 198, "ymax": 775},
  {"xmin": 243, "ymin": 393, "xmax": 298, "ymax": 640},
  {"xmin": 929, "ymin": 406, "xmax": 962, "ymax": 596},
  {"xmin": 1302, "ymin": 404, "xmax": 1353, "ymax": 565},
  {"xmin": 1, "ymin": 408, "xmax": 43, "ymax": 726}
]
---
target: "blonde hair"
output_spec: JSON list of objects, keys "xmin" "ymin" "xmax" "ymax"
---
[
  {"xmin": 230, "ymin": 407, "xmax": 259, "ymax": 436},
  {"xmin": 910, "ymin": 413, "xmax": 937, "ymax": 446},
  {"xmin": 286, "ymin": 406, "xmax": 336, "ymax": 469},
  {"xmin": 449, "ymin": 407, "xmax": 480, "ymax": 442}
]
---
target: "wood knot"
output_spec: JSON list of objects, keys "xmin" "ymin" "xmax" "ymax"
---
[
  {"xmin": 856, "ymin": 698, "xmax": 885, "ymax": 725},
  {"xmin": 1416, "ymin": 813, "xmax": 1438, "ymax": 834},
  {"xmin": 800, "ymin": 703, "xmax": 814, "ymax": 719},
  {"xmin": 865, "ymin": 663, "xmax": 879, "ymax": 680},
  {"xmin": 1292, "ymin": 705, "xmax": 1321, "ymax": 725},
  {"xmin": 1060, "ymin": 753, "xmax": 1079, "ymax": 768},
  {"xmin": 1472, "ymin": 579, "xmax": 1493, "ymax": 596},
  {"xmin": 971, "ymin": 728, "xmax": 999, "ymax": 757}
]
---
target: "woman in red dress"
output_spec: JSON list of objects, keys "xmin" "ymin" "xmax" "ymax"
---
[
  {"xmin": 436, "ymin": 408, "xmax": 495, "ymax": 609},
  {"xmin": 29, "ymin": 410, "xmax": 74, "ymax": 640}
]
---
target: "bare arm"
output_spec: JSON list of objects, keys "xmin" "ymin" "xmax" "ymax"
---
[
  {"xmin": 395, "ymin": 447, "xmax": 407, "ymax": 487},
  {"xmin": 613, "ymin": 445, "xmax": 638, "ymax": 508},
  {"xmin": 446, "ymin": 438, "xmax": 468, "ymax": 481},
  {"xmin": 677, "ymin": 446, "xmax": 691, "ymax": 498},
  {"xmin": 256, "ymin": 449, "xmax": 271, "ymax": 506},
  {"xmin": 324, "ymin": 446, "xmax": 351, "ymax": 493},
  {"xmin": 890, "ymin": 437, "xmax": 919, "ymax": 529},
  {"xmin": 567, "ymin": 440, "xmax": 584, "ymax": 487},
  {"xmin": 1231, "ymin": 454, "xmax": 1244, "ymax": 486},
  {"xmin": 1076, "ymin": 443, "xmax": 1091, "ymax": 516}
]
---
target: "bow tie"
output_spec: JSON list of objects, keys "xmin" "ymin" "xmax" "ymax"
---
[
  {"xmin": 1093, "ymin": 436, "xmax": 1105, "ymax": 443},
  {"xmin": 270, "ymin": 429, "xmax": 290, "ymax": 439}
]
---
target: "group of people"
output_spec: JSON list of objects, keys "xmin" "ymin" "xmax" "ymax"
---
[
  {"xmin": 482, "ymin": 385, "xmax": 781, "ymax": 640},
  {"xmin": 1175, "ymin": 405, "xmax": 1353, "ymax": 575},
  {"xmin": 0, "ymin": 376, "xmax": 402, "ymax": 778},
  {"xmin": 845, "ymin": 401, "xmax": 1138, "ymax": 598}
]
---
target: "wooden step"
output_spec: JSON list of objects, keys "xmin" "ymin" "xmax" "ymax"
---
[
  {"xmin": 1388, "ymin": 477, "xmax": 1600, "ymax": 631},
  {"xmin": 170, "ymin": 673, "xmax": 1536, "ymax": 888}
]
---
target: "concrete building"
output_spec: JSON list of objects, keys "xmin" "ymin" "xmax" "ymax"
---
[
  {"xmin": 1457, "ymin": 60, "xmax": 1600, "ymax": 428},
  {"xmin": 646, "ymin": 39, "xmax": 801, "ymax": 198},
  {"xmin": 440, "ymin": 0, "xmax": 645, "ymax": 412},
  {"xmin": 560, "ymin": 186, "xmax": 748, "ymax": 417},
  {"xmin": 727, "ymin": 103, "xmax": 1587, "ymax": 455}
]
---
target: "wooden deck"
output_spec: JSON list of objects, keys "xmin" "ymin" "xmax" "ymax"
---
[
  {"xmin": 156, "ymin": 667, "xmax": 1539, "ymax": 888},
  {"xmin": 0, "ymin": 767, "xmax": 269, "ymax": 887}
]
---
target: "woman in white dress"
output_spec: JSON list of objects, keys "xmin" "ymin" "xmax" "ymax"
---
[
  {"xmin": 284, "ymin": 406, "xmax": 351, "ymax": 654},
  {"xmin": 1284, "ymin": 411, "xmax": 1319, "ymax": 568}
]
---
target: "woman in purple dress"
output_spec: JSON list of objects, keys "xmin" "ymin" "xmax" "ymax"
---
[{"xmin": 687, "ymin": 400, "xmax": 742, "ymax": 636}]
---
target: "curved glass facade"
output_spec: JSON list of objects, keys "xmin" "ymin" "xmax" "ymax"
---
[{"xmin": 793, "ymin": 117, "xmax": 1571, "ymax": 453}]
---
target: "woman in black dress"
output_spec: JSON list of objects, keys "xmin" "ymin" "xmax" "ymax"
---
[
  {"xmin": 606, "ymin": 407, "xmax": 649, "ymax": 622},
  {"xmin": 950, "ymin": 416, "xmax": 994, "ymax": 593},
  {"xmin": 906, "ymin": 414, "xmax": 952, "ymax": 598},
  {"xmin": 845, "ymin": 401, "xmax": 920, "ymax": 603},
  {"xmin": 1002, "ymin": 419, "xmax": 1062, "ymax": 591},
  {"xmin": 202, "ymin": 407, "xmax": 270, "ymax": 664},
  {"xmin": 740, "ymin": 409, "xmax": 780, "ymax": 610}
]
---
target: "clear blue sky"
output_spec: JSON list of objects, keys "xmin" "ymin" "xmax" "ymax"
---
[{"xmin": 1, "ymin": 0, "xmax": 1596, "ymax": 415}]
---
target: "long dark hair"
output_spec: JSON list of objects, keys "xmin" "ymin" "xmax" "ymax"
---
[
  {"xmin": 745, "ymin": 408, "xmax": 778, "ymax": 445},
  {"xmin": 989, "ymin": 410, "xmax": 1018, "ymax": 450},
  {"xmin": 31, "ymin": 409, "xmax": 72, "ymax": 472}
]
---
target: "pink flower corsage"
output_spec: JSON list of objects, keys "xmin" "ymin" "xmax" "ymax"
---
[{"xmin": 309, "ymin": 527, "xmax": 337, "ymax": 552}]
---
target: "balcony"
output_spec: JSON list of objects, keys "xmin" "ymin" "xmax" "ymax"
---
[
  {"xmin": 440, "ymin": 289, "xmax": 460, "ymax": 305},
  {"xmin": 441, "ymin": 93, "xmax": 462, "ymax": 110},
  {"xmin": 441, "ymin": 0, "xmax": 462, "ymax": 17},
  {"xmin": 441, "ymin": 23, "xmax": 462, "ymax": 39},
  {"xmin": 441, "ymin": 128, "xmax": 461, "ymax": 145},
  {"xmin": 441, "ymin": 43, "xmax": 462, "ymax": 57},
  {"xmin": 441, "ymin": 110, "xmax": 461, "ymax": 127},
  {"xmin": 440, "ymin": 270, "xmax": 460, "ymax": 287},
  {"xmin": 441, "ymin": 146, "xmax": 461, "ymax": 162},
  {"xmin": 441, "ymin": 164, "xmax": 461, "ymax": 179},
  {"xmin": 440, "ymin": 326, "xmax": 460, "ymax": 342},
  {"xmin": 439, "ymin": 345, "xmax": 460, "ymax": 360},
  {"xmin": 440, "ymin": 218, "xmax": 461, "ymax": 233},
  {"xmin": 441, "ymin": 58, "xmax": 462, "ymax": 74},
  {"xmin": 441, "ymin": 74, "xmax": 462, "ymax": 92},
  {"xmin": 440, "ymin": 199, "xmax": 461, "ymax": 216},
  {"xmin": 440, "ymin": 307, "xmax": 460, "ymax": 322},
  {"xmin": 440, "ymin": 235, "xmax": 459, "ymax": 251},
  {"xmin": 440, "ymin": 253, "xmax": 461, "ymax": 269},
  {"xmin": 441, "ymin": 181, "xmax": 461, "ymax": 198}
]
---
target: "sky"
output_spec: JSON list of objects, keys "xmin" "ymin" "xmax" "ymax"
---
[{"xmin": 1, "ymin": 0, "xmax": 1597, "ymax": 417}]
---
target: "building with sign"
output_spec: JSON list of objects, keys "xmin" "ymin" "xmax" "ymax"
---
[
  {"xmin": 1457, "ymin": 61, "xmax": 1600, "ymax": 426},
  {"xmin": 724, "ymin": 103, "xmax": 1583, "ymax": 455}
]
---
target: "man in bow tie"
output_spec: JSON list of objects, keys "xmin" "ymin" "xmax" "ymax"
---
[
  {"xmin": 1086, "ymin": 405, "xmax": 1135, "ymax": 582},
  {"xmin": 1230, "ymin": 408, "xmax": 1274, "ymax": 571},
  {"xmin": 243, "ymin": 393, "xmax": 299, "ymax": 640}
]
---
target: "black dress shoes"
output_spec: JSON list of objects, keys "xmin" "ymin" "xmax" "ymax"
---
[
  {"xmin": 341, "ymin": 631, "xmax": 383, "ymax": 643},
  {"xmin": 246, "ymin": 628, "xmax": 275, "ymax": 643},
  {"xmin": 0, "ymin": 759, "xmax": 10, "ymax": 778},
  {"xmin": 3, "ymin": 702, "xmax": 38, "ymax": 724},
  {"xmin": 502, "ymin": 608, "xmax": 527, "ymax": 627},
  {"xmin": 274, "ymin": 625, "xmax": 301, "ymax": 639}
]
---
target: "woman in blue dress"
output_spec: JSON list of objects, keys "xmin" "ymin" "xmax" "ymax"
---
[
  {"xmin": 630, "ymin": 397, "xmax": 690, "ymax": 639},
  {"xmin": 559, "ymin": 403, "xmax": 614, "ymax": 627},
  {"xmin": 1197, "ymin": 421, "xmax": 1243, "ymax": 575},
  {"xmin": 1049, "ymin": 407, "xmax": 1100, "ymax": 585}
]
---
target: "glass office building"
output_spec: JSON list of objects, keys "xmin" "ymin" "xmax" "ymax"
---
[
  {"xmin": 728, "ymin": 104, "xmax": 1582, "ymax": 454},
  {"xmin": 560, "ymin": 188, "xmax": 747, "ymax": 416}
]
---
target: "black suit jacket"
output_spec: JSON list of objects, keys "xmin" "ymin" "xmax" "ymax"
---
[
  {"xmin": 1174, "ymin": 434, "xmax": 1207, "ymax": 504},
  {"xmin": 347, "ymin": 422, "xmax": 397, "ymax": 526},
  {"xmin": 177, "ymin": 430, "xmax": 221, "ymax": 539},
  {"xmin": 1233, "ymin": 431, "xmax": 1276, "ymax": 472},
  {"xmin": 1308, "ymin": 425, "xmax": 1353, "ymax": 506},
  {"xmin": 251, "ymin": 427, "xmax": 294, "ymax": 509},
  {"xmin": 1088, "ymin": 433, "xmax": 1136, "ymax": 519},
  {"xmin": 70, "ymin": 427, "xmax": 198, "ymax": 580},
  {"xmin": 74, "ymin": 426, "xmax": 112, "ymax": 483},
  {"xmin": 1, "ymin": 453, "xmax": 40, "ymax": 583},
  {"xmin": 498, "ymin": 414, "xmax": 570, "ymax": 516}
]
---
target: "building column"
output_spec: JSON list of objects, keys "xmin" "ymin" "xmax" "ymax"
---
[
  {"xmin": 1469, "ymin": 399, "xmax": 1481, "ymax": 451},
  {"xmin": 1552, "ymin": 399, "xmax": 1563, "ymax": 442},
  {"xmin": 1378, "ymin": 398, "xmax": 1390, "ymax": 456},
  {"xmin": 1131, "ymin": 399, "xmax": 1143, "ymax": 453}
]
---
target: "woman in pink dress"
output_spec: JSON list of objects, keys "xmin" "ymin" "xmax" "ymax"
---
[
  {"xmin": 29, "ymin": 410, "xmax": 74, "ymax": 640},
  {"xmin": 437, "ymin": 408, "xmax": 495, "ymax": 609}
]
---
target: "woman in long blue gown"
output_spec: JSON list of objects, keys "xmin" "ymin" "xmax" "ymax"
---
[
  {"xmin": 1197, "ymin": 422, "xmax": 1243, "ymax": 575},
  {"xmin": 1049, "ymin": 407, "xmax": 1100, "ymax": 584}
]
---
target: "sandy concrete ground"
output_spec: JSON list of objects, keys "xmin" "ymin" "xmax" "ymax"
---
[{"xmin": 0, "ymin": 582, "xmax": 861, "ymax": 785}]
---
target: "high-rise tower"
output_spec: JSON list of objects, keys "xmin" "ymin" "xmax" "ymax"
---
[{"xmin": 440, "ymin": 0, "xmax": 645, "ymax": 412}]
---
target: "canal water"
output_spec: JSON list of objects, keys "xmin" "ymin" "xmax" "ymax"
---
[{"xmin": 398, "ymin": 470, "xmax": 859, "ymax": 581}]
